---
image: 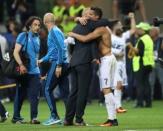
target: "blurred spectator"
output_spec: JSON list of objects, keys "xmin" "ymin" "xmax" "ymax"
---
[
  {"xmin": 61, "ymin": 0, "xmax": 85, "ymax": 34},
  {"xmin": 1, "ymin": 19, "xmax": 21, "ymax": 102},
  {"xmin": 0, "ymin": 101, "xmax": 9, "ymax": 122},
  {"xmin": 39, "ymin": 27, "xmax": 49, "ymax": 77},
  {"xmin": 39, "ymin": 27, "xmax": 49, "ymax": 98},
  {"xmin": 52, "ymin": 0, "xmax": 66, "ymax": 26},
  {"xmin": 126, "ymin": 36, "xmax": 137, "ymax": 100},
  {"xmin": 112, "ymin": 0, "xmax": 147, "ymax": 23},
  {"xmin": 0, "ymin": 0, "xmax": 17, "ymax": 22},
  {"xmin": 149, "ymin": 27, "xmax": 163, "ymax": 99},
  {"xmin": 3, "ymin": 19, "xmax": 21, "ymax": 50},
  {"xmin": 131, "ymin": 22, "xmax": 154, "ymax": 108},
  {"xmin": 0, "ymin": 34, "xmax": 8, "ymax": 91},
  {"xmin": 0, "ymin": 35, "xmax": 13, "ymax": 103},
  {"xmin": 0, "ymin": 35, "xmax": 8, "ymax": 61},
  {"xmin": 13, "ymin": 0, "xmax": 36, "ymax": 25}
]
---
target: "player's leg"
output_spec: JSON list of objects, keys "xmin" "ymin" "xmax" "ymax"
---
[{"xmin": 99, "ymin": 55, "xmax": 118, "ymax": 127}]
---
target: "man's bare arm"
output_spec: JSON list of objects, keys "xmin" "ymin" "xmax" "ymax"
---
[
  {"xmin": 13, "ymin": 43, "xmax": 23, "ymax": 66},
  {"xmin": 112, "ymin": 0, "xmax": 119, "ymax": 19},
  {"xmin": 138, "ymin": 0, "xmax": 147, "ymax": 22},
  {"xmin": 68, "ymin": 27, "xmax": 104, "ymax": 43},
  {"xmin": 13, "ymin": 43, "xmax": 27, "ymax": 74},
  {"xmin": 128, "ymin": 12, "xmax": 136, "ymax": 35}
]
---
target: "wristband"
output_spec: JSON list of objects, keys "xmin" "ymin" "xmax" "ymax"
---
[{"xmin": 19, "ymin": 63, "xmax": 23, "ymax": 66}]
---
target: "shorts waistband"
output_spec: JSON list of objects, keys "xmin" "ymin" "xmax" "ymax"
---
[{"xmin": 100, "ymin": 54, "xmax": 114, "ymax": 61}]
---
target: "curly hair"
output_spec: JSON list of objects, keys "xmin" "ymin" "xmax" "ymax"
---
[{"xmin": 25, "ymin": 16, "xmax": 42, "ymax": 31}]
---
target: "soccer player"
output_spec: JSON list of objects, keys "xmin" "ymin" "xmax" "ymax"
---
[{"xmin": 111, "ymin": 12, "xmax": 136, "ymax": 113}]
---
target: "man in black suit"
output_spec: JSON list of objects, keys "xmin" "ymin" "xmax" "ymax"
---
[{"xmin": 64, "ymin": 7, "xmax": 110, "ymax": 126}]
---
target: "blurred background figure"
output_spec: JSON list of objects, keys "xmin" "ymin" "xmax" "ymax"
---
[
  {"xmin": 112, "ymin": 0, "xmax": 147, "ymax": 22},
  {"xmin": 4, "ymin": 19, "xmax": 21, "ymax": 50},
  {"xmin": 61, "ymin": 0, "xmax": 85, "ymax": 34},
  {"xmin": 112, "ymin": 0, "xmax": 147, "ymax": 31},
  {"xmin": 12, "ymin": 0, "xmax": 36, "ymax": 25},
  {"xmin": 0, "ymin": 101, "xmax": 9, "ymax": 123},
  {"xmin": 0, "ymin": 34, "xmax": 14, "ymax": 103},
  {"xmin": 149, "ymin": 27, "xmax": 163, "ymax": 99},
  {"xmin": 130, "ymin": 22, "xmax": 154, "ymax": 108},
  {"xmin": 52, "ymin": 0, "xmax": 67, "ymax": 26}
]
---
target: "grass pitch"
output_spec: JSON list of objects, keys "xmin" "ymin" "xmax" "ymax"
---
[{"xmin": 0, "ymin": 100, "xmax": 163, "ymax": 131}]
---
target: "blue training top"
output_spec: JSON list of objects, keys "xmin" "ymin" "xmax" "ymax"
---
[
  {"xmin": 40, "ymin": 26, "xmax": 68, "ymax": 64},
  {"xmin": 16, "ymin": 31, "xmax": 40, "ymax": 74}
]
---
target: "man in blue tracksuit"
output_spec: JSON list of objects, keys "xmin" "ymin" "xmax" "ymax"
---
[
  {"xmin": 38, "ymin": 13, "xmax": 69, "ymax": 126},
  {"xmin": 13, "ymin": 16, "xmax": 42, "ymax": 124}
]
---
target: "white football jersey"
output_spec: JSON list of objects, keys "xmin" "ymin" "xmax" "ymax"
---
[{"xmin": 111, "ymin": 31, "xmax": 130, "ymax": 62}]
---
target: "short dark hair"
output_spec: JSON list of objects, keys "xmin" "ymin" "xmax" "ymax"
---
[
  {"xmin": 109, "ymin": 19, "xmax": 120, "ymax": 30},
  {"xmin": 25, "ymin": 16, "xmax": 42, "ymax": 31},
  {"xmin": 90, "ymin": 7, "xmax": 103, "ymax": 19}
]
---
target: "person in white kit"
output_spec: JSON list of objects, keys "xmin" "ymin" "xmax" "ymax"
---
[
  {"xmin": 68, "ymin": 25, "xmax": 118, "ymax": 127},
  {"xmin": 111, "ymin": 12, "xmax": 136, "ymax": 113}
]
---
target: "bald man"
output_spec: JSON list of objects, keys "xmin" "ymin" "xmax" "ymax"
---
[
  {"xmin": 149, "ymin": 27, "xmax": 163, "ymax": 99},
  {"xmin": 38, "ymin": 13, "xmax": 69, "ymax": 125}
]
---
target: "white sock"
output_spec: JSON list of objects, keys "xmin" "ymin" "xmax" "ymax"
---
[
  {"xmin": 114, "ymin": 89, "xmax": 122, "ymax": 108},
  {"xmin": 104, "ymin": 93, "xmax": 117, "ymax": 120}
]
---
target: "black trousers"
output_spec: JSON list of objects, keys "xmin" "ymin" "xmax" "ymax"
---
[
  {"xmin": 13, "ymin": 74, "xmax": 41, "ymax": 120},
  {"xmin": 65, "ymin": 63, "xmax": 91, "ymax": 123},
  {"xmin": 135, "ymin": 66, "xmax": 152, "ymax": 107},
  {"xmin": 0, "ymin": 101, "xmax": 6, "ymax": 117}
]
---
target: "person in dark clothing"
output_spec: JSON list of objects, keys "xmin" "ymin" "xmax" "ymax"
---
[
  {"xmin": 0, "ymin": 101, "xmax": 9, "ymax": 122},
  {"xmin": 129, "ymin": 22, "xmax": 154, "ymax": 107},
  {"xmin": 0, "ymin": 35, "xmax": 9, "ymax": 123},
  {"xmin": 112, "ymin": 0, "xmax": 147, "ymax": 22},
  {"xmin": 64, "ymin": 7, "xmax": 110, "ymax": 126},
  {"xmin": 149, "ymin": 27, "xmax": 163, "ymax": 99}
]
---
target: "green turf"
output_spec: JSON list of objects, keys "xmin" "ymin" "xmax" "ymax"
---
[{"xmin": 0, "ymin": 99, "xmax": 163, "ymax": 131}]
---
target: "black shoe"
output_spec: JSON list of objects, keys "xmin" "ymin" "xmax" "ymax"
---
[
  {"xmin": 145, "ymin": 104, "xmax": 152, "ymax": 108},
  {"xmin": 134, "ymin": 104, "xmax": 144, "ymax": 108},
  {"xmin": 100, "ymin": 119, "xmax": 113, "ymax": 127},
  {"xmin": 63, "ymin": 120, "xmax": 73, "ymax": 126},
  {"xmin": 0, "ymin": 117, "xmax": 7, "ymax": 123},
  {"xmin": 0, "ymin": 112, "xmax": 9, "ymax": 123},
  {"xmin": 30, "ymin": 119, "xmax": 40, "ymax": 124},
  {"xmin": 113, "ymin": 119, "xmax": 118, "ymax": 126},
  {"xmin": 100, "ymin": 119, "xmax": 118, "ymax": 127},
  {"xmin": 12, "ymin": 117, "xmax": 27, "ymax": 124},
  {"xmin": 74, "ymin": 121, "xmax": 87, "ymax": 126}
]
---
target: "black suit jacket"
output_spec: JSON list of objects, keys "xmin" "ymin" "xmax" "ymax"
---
[{"xmin": 70, "ymin": 18, "xmax": 110, "ymax": 67}]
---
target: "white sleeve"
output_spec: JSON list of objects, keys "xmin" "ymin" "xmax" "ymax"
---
[
  {"xmin": 64, "ymin": 37, "xmax": 75, "ymax": 45},
  {"xmin": 122, "ymin": 31, "xmax": 130, "ymax": 41},
  {"xmin": 0, "ymin": 35, "xmax": 8, "ymax": 58}
]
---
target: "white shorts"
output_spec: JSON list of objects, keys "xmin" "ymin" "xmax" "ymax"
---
[
  {"xmin": 116, "ymin": 61, "xmax": 128, "ymax": 86},
  {"xmin": 99, "ymin": 54, "xmax": 117, "ymax": 90}
]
